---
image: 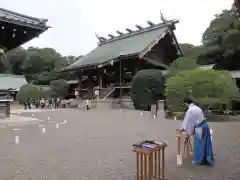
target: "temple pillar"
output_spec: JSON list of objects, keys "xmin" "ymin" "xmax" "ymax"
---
[
  {"xmin": 98, "ymin": 69, "xmax": 103, "ymax": 89},
  {"xmin": 87, "ymin": 73, "xmax": 94, "ymax": 100},
  {"xmin": 133, "ymin": 58, "xmax": 140, "ymax": 76}
]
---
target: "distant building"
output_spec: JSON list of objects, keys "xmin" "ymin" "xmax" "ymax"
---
[
  {"xmin": 0, "ymin": 74, "xmax": 27, "ymax": 99},
  {"xmin": 0, "ymin": 8, "xmax": 49, "ymax": 104},
  {"xmin": 0, "ymin": 8, "xmax": 49, "ymax": 52}
]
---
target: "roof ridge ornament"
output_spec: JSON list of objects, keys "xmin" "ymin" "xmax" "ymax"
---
[
  {"xmin": 147, "ymin": 20, "xmax": 155, "ymax": 27},
  {"xmin": 135, "ymin": 24, "xmax": 143, "ymax": 30},
  {"xmin": 116, "ymin": 31, "xmax": 124, "ymax": 36},
  {"xmin": 125, "ymin": 28, "xmax": 133, "ymax": 33},
  {"xmin": 160, "ymin": 10, "xmax": 168, "ymax": 23},
  {"xmin": 95, "ymin": 33, "xmax": 107, "ymax": 43},
  {"xmin": 108, "ymin": 34, "xmax": 115, "ymax": 39},
  {"xmin": 96, "ymin": 19, "xmax": 179, "ymax": 46}
]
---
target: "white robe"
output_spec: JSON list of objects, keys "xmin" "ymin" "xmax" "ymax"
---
[{"xmin": 181, "ymin": 103, "xmax": 205, "ymax": 135}]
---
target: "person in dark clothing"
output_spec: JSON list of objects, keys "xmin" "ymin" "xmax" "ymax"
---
[
  {"xmin": 35, "ymin": 99, "xmax": 40, "ymax": 108},
  {"xmin": 24, "ymin": 101, "xmax": 27, "ymax": 109},
  {"xmin": 48, "ymin": 99, "xmax": 53, "ymax": 108},
  {"xmin": 27, "ymin": 98, "xmax": 31, "ymax": 109}
]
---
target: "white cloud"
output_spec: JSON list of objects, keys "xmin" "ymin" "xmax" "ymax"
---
[{"xmin": 0, "ymin": 0, "xmax": 232, "ymax": 56}]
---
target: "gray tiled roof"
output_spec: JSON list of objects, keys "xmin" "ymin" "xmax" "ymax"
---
[
  {"xmin": 63, "ymin": 21, "xmax": 177, "ymax": 71},
  {"xmin": 0, "ymin": 74, "xmax": 27, "ymax": 91},
  {"xmin": 0, "ymin": 8, "xmax": 49, "ymax": 30}
]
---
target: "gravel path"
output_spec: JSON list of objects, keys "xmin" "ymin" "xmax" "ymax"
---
[{"xmin": 0, "ymin": 108, "xmax": 239, "ymax": 180}]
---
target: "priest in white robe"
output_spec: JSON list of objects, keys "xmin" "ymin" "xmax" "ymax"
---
[{"xmin": 179, "ymin": 97, "xmax": 214, "ymax": 166}]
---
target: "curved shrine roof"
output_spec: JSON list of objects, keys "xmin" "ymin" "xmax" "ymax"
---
[{"xmin": 63, "ymin": 20, "xmax": 179, "ymax": 72}]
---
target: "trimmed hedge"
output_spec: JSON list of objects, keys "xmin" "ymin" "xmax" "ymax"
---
[
  {"xmin": 131, "ymin": 69, "xmax": 164, "ymax": 111},
  {"xmin": 17, "ymin": 84, "xmax": 40, "ymax": 104},
  {"xmin": 165, "ymin": 68, "xmax": 239, "ymax": 113}
]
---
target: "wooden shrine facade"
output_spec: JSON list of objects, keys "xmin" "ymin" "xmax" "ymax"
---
[{"xmin": 61, "ymin": 17, "xmax": 182, "ymax": 100}]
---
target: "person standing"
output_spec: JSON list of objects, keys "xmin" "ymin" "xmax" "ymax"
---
[
  {"xmin": 40, "ymin": 98, "xmax": 45, "ymax": 109},
  {"xmin": 179, "ymin": 97, "xmax": 214, "ymax": 166},
  {"xmin": 27, "ymin": 98, "xmax": 31, "ymax": 109},
  {"xmin": 24, "ymin": 101, "xmax": 27, "ymax": 110}
]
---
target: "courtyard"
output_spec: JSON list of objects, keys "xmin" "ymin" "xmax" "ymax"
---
[{"xmin": 0, "ymin": 108, "xmax": 239, "ymax": 180}]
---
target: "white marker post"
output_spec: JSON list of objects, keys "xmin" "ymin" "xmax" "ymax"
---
[
  {"xmin": 176, "ymin": 154, "xmax": 182, "ymax": 165},
  {"xmin": 42, "ymin": 127, "xmax": 46, "ymax": 134},
  {"xmin": 153, "ymin": 115, "xmax": 156, "ymax": 119},
  {"xmin": 56, "ymin": 124, "xmax": 59, "ymax": 129},
  {"xmin": 15, "ymin": 136, "xmax": 19, "ymax": 144},
  {"xmin": 64, "ymin": 120, "xmax": 67, "ymax": 124},
  {"xmin": 174, "ymin": 117, "xmax": 177, "ymax": 121},
  {"xmin": 47, "ymin": 117, "xmax": 50, "ymax": 120},
  {"xmin": 141, "ymin": 112, "xmax": 143, "ymax": 116},
  {"xmin": 176, "ymin": 136, "xmax": 183, "ymax": 165},
  {"xmin": 210, "ymin": 129, "xmax": 213, "ymax": 142}
]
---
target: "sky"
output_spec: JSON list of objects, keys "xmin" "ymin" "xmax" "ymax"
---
[{"xmin": 1, "ymin": 0, "xmax": 232, "ymax": 56}]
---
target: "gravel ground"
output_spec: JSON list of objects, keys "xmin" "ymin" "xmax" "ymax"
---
[{"xmin": 0, "ymin": 108, "xmax": 240, "ymax": 180}]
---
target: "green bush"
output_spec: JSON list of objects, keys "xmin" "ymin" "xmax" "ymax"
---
[
  {"xmin": 166, "ymin": 57, "xmax": 198, "ymax": 79},
  {"xmin": 131, "ymin": 69, "xmax": 164, "ymax": 111},
  {"xmin": 165, "ymin": 68, "xmax": 239, "ymax": 113},
  {"xmin": 39, "ymin": 87, "xmax": 51, "ymax": 99},
  {"xmin": 50, "ymin": 79, "xmax": 68, "ymax": 98},
  {"xmin": 17, "ymin": 84, "xmax": 40, "ymax": 104}
]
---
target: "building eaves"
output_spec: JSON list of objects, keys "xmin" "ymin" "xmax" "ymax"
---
[{"xmin": 0, "ymin": 8, "xmax": 50, "ymax": 30}]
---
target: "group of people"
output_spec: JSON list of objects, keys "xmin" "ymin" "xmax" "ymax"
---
[
  {"xmin": 179, "ymin": 97, "xmax": 214, "ymax": 166},
  {"xmin": 24, "ymin": 97, "xmax": 62, "ymax": 110}
]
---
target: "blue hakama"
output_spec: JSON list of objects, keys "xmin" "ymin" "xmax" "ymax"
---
[{"xmin": 192, "ymin": 120, "xmax": 214, "ymax": 166}]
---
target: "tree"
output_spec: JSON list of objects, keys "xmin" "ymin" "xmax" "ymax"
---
[
  {"xmin": 201, "ymin": 7, "xmax": 240, "ymax": 70},
  {"xmin": 179, "ymin": 43, "xmax": 195, "ymax": 55},
  {"xmin": 50, "ymin": 79, "xmax": 68, "ymax": 98},
  {"xmin": 5, "ymin": 47, "xmax": 27, "ymax": 75},
  {"xmin": 34, "ymin": 71, "xmax": 53, "ymax": 85},
  {"xmin": 16, "ymin": 84, "xmax": 40, "ymax": 104},
  {"xmin": 166, "ymin": 57, "xmax": 198, "ymax": 78},
  {"xmin": 165, "ymin": 68, "xmax": 239, "ymax": 113},
  {"xmin": 0, "ymin": 46, "xmax": 70, "ymax": 85},
  {"xmin": 131, "ymin": 69, "xmax": 164, "ymax": 111},
  {"xmin": 38, "ymin": 85, "xmax": 51, "ymax": 99},
  {"xmin": 22, "ymin": 47, "xmax": 68, "ymax": 82}
]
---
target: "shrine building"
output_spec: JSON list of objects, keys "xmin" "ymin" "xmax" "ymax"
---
[
  {"xmin": 61, "ymin": 16, "xmax": 182, "ymax": 100},
  {"xmin": 0, "ymin": 8, "xmax": 49, "ymax": 114},
  {"xmin": 0, "ymin": 8, "xmax": 49, "ymax": 52}
]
